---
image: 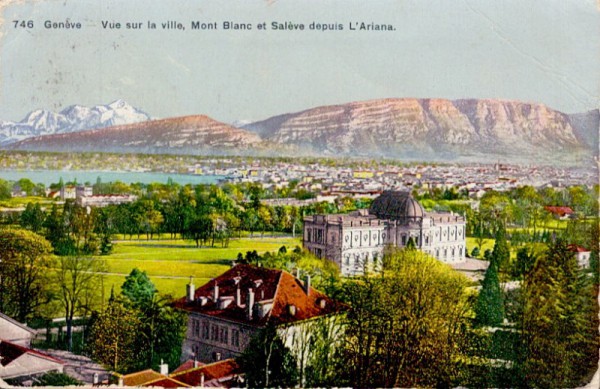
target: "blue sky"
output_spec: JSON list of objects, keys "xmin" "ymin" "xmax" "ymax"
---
[{"xmin": 1, "ymin": 0, "xmax": 598, "ymax": 123}]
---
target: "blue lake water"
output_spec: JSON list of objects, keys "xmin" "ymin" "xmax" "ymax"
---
[{"xmin": 0, "ymin": 170, "xmax": 225, "ymax": 186}]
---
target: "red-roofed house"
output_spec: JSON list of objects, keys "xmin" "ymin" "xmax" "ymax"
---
[
  {"xmin": 174, "ymin": 264, "xmax": 346, "ymax": 363},
  {"xmin": 0, "ymin": 339, "xmax": 64, "ymax": 383},
  {"xmin": 544, "ymin": 206, "xmax": 575, "ymax": 219},
  {"xmin": 568, "ymin": 245, "xmax": 592, "ymax": 268}
]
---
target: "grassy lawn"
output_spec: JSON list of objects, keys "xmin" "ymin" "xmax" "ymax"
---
[
  {"xmin": 98, "ymin": 235, "xmax": 301, "ymax": 299},
  {"xmin": 466, "ymin": 237, "xmax": 496, "ymax": 257}
]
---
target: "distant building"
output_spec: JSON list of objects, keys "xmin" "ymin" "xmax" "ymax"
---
[
  {"xmin": 174, "ymin": 264, "xmax": 346, "ymax": 363},
  {"xmin": 60, "ymin": 186, "xmax": 77, "ymax": 200},
  {"xmin": 544, "ymin": 206, "xmax": 575, "ymax": 220},
  {"xmin": 76, "ymin": 194, "xmax": 138, "ymax": 207},
  {"xmin": 568, "ymin": 245, "xmax": 592, "ymax": 268},
  {"xmin": 76, "ymin": 185, "xmax": 93, "ymax": 198},
  {"xmin": 303, "ymin": 191, "xmax": 466, "ymax": 276}
]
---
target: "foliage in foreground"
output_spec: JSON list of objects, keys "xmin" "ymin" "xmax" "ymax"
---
[
  {"xmin": 87, "ymin": 269, "xmax": 187, "ymax": 373},
  {"xmin": 339, "ymin": 247, "xmax": 473, "ymax": 388}
]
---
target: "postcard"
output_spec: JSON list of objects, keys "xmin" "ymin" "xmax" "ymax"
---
[{"xmin": 0, "ymin": 1, "xmax": 598, "ymax": 388}]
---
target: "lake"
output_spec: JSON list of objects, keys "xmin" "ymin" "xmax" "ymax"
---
[{"xmin": 0, "ymin": 170, "xmax": 225, "ymax": 186}]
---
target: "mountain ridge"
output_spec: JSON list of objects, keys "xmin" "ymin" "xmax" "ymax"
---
[{"xmin": 4, "ymin": 98, "xmax": 597, "ymax": 165}]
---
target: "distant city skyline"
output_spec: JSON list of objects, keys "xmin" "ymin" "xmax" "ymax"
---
[{"xmin": 1, "ymin": 0, "xmax": 598, "ymax": 123}]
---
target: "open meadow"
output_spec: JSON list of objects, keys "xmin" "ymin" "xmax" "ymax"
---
[{"xmin": 97, "ymin": 235, "xmax": 302, "ymax": 299}]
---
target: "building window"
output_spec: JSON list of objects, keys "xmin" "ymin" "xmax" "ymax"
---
[
  {"xmin": 307, "ymin": 229, "xmax": 312, "ymax": 242},
  {"xmin": 211, "ymin": 324, "xmax": 218, "ymax": 341},
  {"xmin": 232, "ymin": 329, "xmax": 240, "ymax": 347},
  {"xmin": 194, "ymin": 320, "xmax": 200, "ymax": 338},
  {"xmin": 316, "ymin": 229, "xmax": 323, "ymax": 243},
  {"xmin": 345, "ymin": 254, "xmax": 350, "ymax": 266},
  {"xmin": 219, "ymin": 327, "xmax": 228, "ymax": 344},
  {"xmin": 401, "ymin": 235, "xmax": 407, "ymax": 245},
  {"xmin": 202, "ymin": 321, "xmax": 210, "ymax": 340}
]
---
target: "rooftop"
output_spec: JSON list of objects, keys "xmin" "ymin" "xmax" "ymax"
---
[{"xmin": 174, "ymin": 264, "xmax": 346, "ymax": 327}]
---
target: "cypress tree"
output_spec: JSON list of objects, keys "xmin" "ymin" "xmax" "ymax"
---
[{"xmin": 474, "ymin": 257, "xmax": 504, "ymax": 327}]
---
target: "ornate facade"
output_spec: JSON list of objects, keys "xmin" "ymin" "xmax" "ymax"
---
[{"xmin": 303, "ymin": 191, "xmax": 466, "ymax": 276}]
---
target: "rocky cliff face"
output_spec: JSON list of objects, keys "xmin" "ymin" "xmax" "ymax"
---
[
  {"xmin": 245, "ymin": 98, "xmax": 587, "ymax": 163},
  {"xmin": 12, "ymin": 115, "xmax": 262, "ymax": 154}
]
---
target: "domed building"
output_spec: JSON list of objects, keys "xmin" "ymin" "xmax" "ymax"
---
[{"xmin": 303, "ymin": 191, "xmax": 466, "ymax": 276}]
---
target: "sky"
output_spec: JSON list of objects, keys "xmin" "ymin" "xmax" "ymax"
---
[{"xmin": 0, "ymin": 0, "xmax": 598, "ymax": 123}]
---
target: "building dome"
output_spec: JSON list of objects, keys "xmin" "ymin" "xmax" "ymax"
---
[{"xmin": 369, "ymin": 191, "xmax": 425, "ymax": 223}]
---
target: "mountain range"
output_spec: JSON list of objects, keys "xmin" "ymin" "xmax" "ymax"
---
[
  {"xmin": 0, "ymin": 100, "xmax": 151, "ymax": 145},
  {"xmin": 2, "ymin": 98, "xmax": 598, "ymax": 165}
]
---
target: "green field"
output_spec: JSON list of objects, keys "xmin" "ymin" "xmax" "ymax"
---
[{"xmin": 99, "ymin": 236, "xmax": 301, "ymax": 298}]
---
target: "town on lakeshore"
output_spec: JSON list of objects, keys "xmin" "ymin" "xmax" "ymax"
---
[{"xmin": 0, "ymin": 150, "xmax": 598, "ymax": 388}]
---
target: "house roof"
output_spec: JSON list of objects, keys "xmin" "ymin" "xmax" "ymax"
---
[
  {"xmin": 568, "ymin": 244, "xmax": 590, "ymax": 253},
  {"xmin": 0, "ymin": 312, "xmax": 36, "ymax": 335},
  {"xmin": 174, "ymin": 264, "xmax": 347, "ymax": 327},
  {"xmin": 121, "ymin": 369, "xmax": 190, "ymax": 388},
  {"xmin": 171, "ymin": 359, "xmax": 205, "ymax": 375},
  {"xmin": 170, "ymin": 358, "xmax": 241, "ymax": 387},
  {"xmin": 544, "ymin": 206, "xmax": 574, "ymax": 216},
  {"xmin": 0, "ymin": 339, "xmax": 64, "ymax": 367}
]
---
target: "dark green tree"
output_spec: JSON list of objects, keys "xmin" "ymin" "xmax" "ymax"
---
[
  {"xmin": 121, "ymin": 268, "xmax": 157, "ymax": 308},
  {"xmin": 518, "ymin": 239, "xmax": 599, "ymax": 387},
  {"xmin": 20, "ymin": 202, "xmax": 46, "ymax": 233},
  {"xmin": 474, "ymin": 257, "xmax": 504, "ymax": 327}
]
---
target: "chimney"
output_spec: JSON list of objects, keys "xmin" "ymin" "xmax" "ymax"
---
[
  {"xmin": 304, "ymin": 274, "xmax": 311, "ymax": 296},
  {"xmin": 194, "ymin": 359, "xmax": 199, "ymax": 368},
  {"xmin": 200, "ymin": 372, "xmax": 205, "ymax": 387},
  {"xmin": 236, "ymin": 286, "xmax": 242, "ymax": 307},
  {"xmin": 159, "ymin": 359, "xmax": 168, "ymax": 375},
  {"xmin": 213, "ymin": 281, "xmax": 219, "ymax": 301},
  {"xmin": 186, "ymin": 276, "xmax": 195, "ymax": 302},
  {"xmin": 215, "ymin": 352, "xmax": 221, "ymax": 361},
  {"xmin": 118, "ymin": 377, "xmax": 124, "ymax": 387},
  {"xmin": 247, "ymin": 288, "xmax": 255, "ymax": 320},
  {"xmin": 93, "ymin": 373, "xmax": 99, "ymax": 385}
]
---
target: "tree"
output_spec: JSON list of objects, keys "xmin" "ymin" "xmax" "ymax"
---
[
  {"xmin": 54, "ymin": 256, "xmax": 107, "ymax": 351},
  {"xmin": 474, "ymin": 256, "xmax": 504, "ymax": 327},
  {"xmin": 88, "ymin": 298, "xmax": 141, "ymax": 373},
  {"xmin": 121, "ymin": 268, "xmax": 157, "ymax": 307},
  {"xmin": 237, "ymin": 324, "xmax": 299, "ymax": 388},
  {"xmin": 491, "ymin": 224, "xmax": 510, "ymax": 273},
  {"xmin": 340, "ymin": 248, "xmax": 472, "ymax": 387},
  {"xmin": 20, "ymin": 202, "xmax": 46, "ymax": 233},
  {"xmin": 518, "ymin": 239, "xmax": 599, "ymax": 387},
  {"xmin": 0, "ymin": 178, "xmax": 11, "ymax": 199},
  {"xmin": 0, "ymin": 228, "xmax": 55, "ymax": 322},
  {"xmin": 120, "ymin": 269, "xmax": 187, "ymax": 370}
]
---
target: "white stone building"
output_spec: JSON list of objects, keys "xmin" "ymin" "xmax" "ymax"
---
[{"xmin": 303, "ymin": 191, "xmax": 466, "ymax": 276}]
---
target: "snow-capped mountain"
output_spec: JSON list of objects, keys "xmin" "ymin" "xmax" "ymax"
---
[{"xmin": 0, "ymin": 100, "xmax": 151, "ymax": 145}]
